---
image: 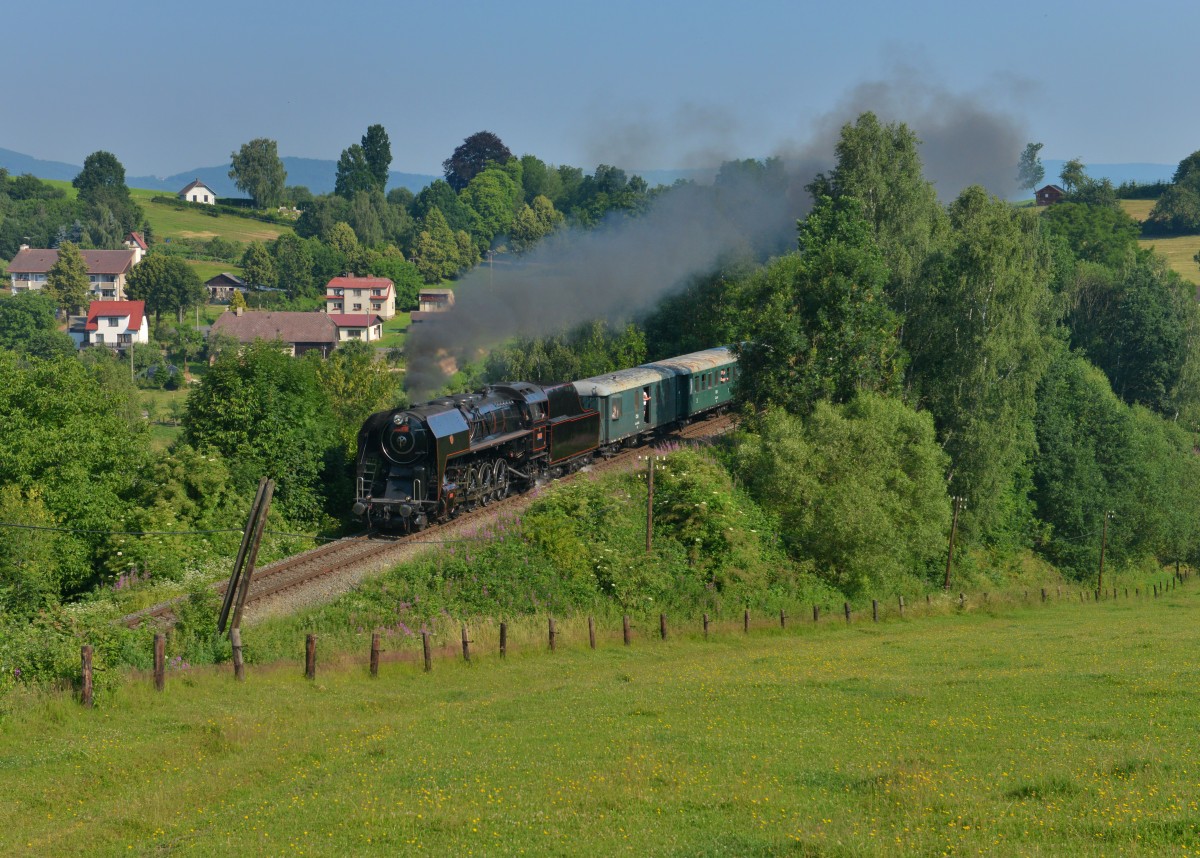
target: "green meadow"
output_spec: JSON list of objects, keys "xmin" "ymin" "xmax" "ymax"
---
[{"xmin": 2, "ymin": 584, "xmax": 1198, "ymax": 856}]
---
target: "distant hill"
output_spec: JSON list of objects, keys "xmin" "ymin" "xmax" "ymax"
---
[
  {"xmin": 0, "ymin": 147, "xmax": 437, "ymax": 196},
  {"xmin": 1042, "ymin": 160, "xmax": 1174, "ymax": 187}
]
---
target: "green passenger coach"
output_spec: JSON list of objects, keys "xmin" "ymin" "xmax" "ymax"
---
[{"xmin": 572, "ymin": 346, "xmax": 737, "ymax": 450}]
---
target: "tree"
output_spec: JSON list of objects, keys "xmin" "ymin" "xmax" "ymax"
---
[
  {"xmin": 1059, "ymin": 158, "xmax": 1088, "ymax": 193},
  {"xmin": 731, "ymin": 398, "xmax": 950, "ymax": 595},
  {"xmin": 361, "ymin": 124, "xmax": 392, "ymax": 191},
  {"xmin": 1041, "ymin": 201, "xmax": 1140, "ymax": 267},
  {"xmin": 509, "ymin": 195, "xmax": 564, "ymax": 253},
  {"xmin": 125, "ymin": 254, "xmax": 206, "ymax": 323},
  {"xmin": 443, "ymin": 131, "xmax": 513, "ymax": 192},
  {"xmin": 461, "ymin": 167, "xmax": 522, "ymax": 250},
  {"xmin": 736, "ymin": 195, "xmax": 903, "ymax": 413},
  {"xmin": 335, "ymin": 144, "xmax": 375, "ymax": 197},
  {"xmin": 519, "ymin": 154, "xmax": 563, "ymax": 205},
  {"xmin": 72, "ymin": 151, "xmax": 127, "ymax": 198},
  {"xmin": 72, "ymin": 151, "xmax": 142, "ymax": 237},
  {"xmin": 411, "ymin": 179, "xmax": 477, "ymax": 234},
  {"xmin": 45, "ymin": 241, "xmax": 90, "ymax": 315},
  {"xmin": 0, "ymin": 291, "xmax": 76, "ymax": 358},
  {"xmin": 240, "ymin": 242, "xmax": 277, "ymax": 289},
  {"xmin": 410, "ymin": 207, "xmax": 460, "ymax": 283},
  {"xmin": 271, "ymin": 232, "xmax": 314, "ymax": 299},
  {"xmin": 905, "ymin": 186, "xmax": 1057, "ymax": 541},
  {"xmin": 327, "ymin": 221, "xmax": 359, "ymax": 256},
  {"xmin": 1017, "ymin": 142, "xmax": 1045, "ymax": 191},
  {"xmin": 229, "ymin": 138, "xmax": 287, "ymax": 208},
  {"xmin": 315, "ymin": 339, "xmax": 403, "ymax": 453}
]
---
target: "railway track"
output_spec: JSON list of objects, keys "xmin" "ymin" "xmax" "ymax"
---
[{"xmin": 122, "ymin": 411, "xmax": 736, "ymax": 629}]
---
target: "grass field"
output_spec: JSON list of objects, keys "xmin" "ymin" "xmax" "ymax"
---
[
  {"xmin": 3, "ymin": 583, "xmax": 1199, "ymax": 855},
  {"xmin": 1117, "ymin": 200, "xmax": 1200, "ymax": 285},
  {"xmin": 376, "ymin": 311, "xmax": 412, "ymax": 350}
]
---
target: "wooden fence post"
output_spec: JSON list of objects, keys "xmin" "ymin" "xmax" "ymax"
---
[
  {"xmin": 659, "ymin": 614, "xmax": 667, "ymax": 640},
  {"xmin": 1057, "ymin": 586, "xmax": 1061, "ymax": 599},
  {"xmin": 703, "ymin": 613, "xmax": 709, "ymax": 638},
  {"xmin": 370, "ymin": 633, "xmax": 380, "ymax": 677},
  {"xmin": 422, "ymin": 631, "xmax": 432, "ymax": 672},
  {"xmin": 80, "ymin": 645, "xmax": 93, "ymax": 708},
  {"xmin": 898, "ymin": 595, "xmax": 904, "ymax": 617},
  {"xmin": 153, "ymin": 633, "xmax": 165, "ymax": 692},
  {"xmin": 984, "ymin": 592, "xmax": 989, "ymax": 604},
  {"xmin": 231, "ymin": 628, "xmax": 245, "ymax": 681},
  {"xmin": 844, "ymin": 602, "xmax": 851, "ymax": 624},
  {"xmin": 1041, "ymin": 588, "xmax": 1047, "ymax": 603},
  {"xmin": 812, "ymin": 604, "xmax": 819, "ymax": 623},
  {"xmin": 623, "ymin": 615, "xmax": 631, "ymax": 646},
  {"xmin": 588, "ymin": 615, "xmax": 596, "ymax": 650},
  {"xmin": 548, "ymin": 617, "xmax": 556, "ymax": 652},
  {"xmin": 305, "ymin": 634, "xmax": 316, "ymax": 680},
  {"xmin": 959, "ymin": 593, "xmax": 965, "ymax": 610},
  {"xmin": 499, "ymin": 622, "xmax": 507, "ymax": 659},
  {"xmin": 461, "ymin": 624, "xmax": 471, "ymax": 663},
  {"xmin": 743, "ymin": 609, "xmax": 750, "ymax": 634},
  {"xmin": 780, "ymin": 608, "xmax": 787, "ymax": 629},
  {"xmin": 926, "ymin": 594, "xmax": 931, "ymax": 606},
  {"xmin": 872, "ymin": 599, "xmax": 878, "ymax": 623}
]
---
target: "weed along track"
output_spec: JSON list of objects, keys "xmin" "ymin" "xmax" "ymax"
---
[{"xmin": 122, "ymin": 413, "xmax": 735, "ymax": 628}]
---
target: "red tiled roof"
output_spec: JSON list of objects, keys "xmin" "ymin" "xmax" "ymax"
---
[
  {"xmin": 125, "ymin": 231, "xmax": 148, "ymax": 250},
  {"xmin": 329, "ymin": 314, "xmax": 383, "ymax": 328},
  {"xmin": 326, "ymin": 276, "xmax": 393, "ymax": 296},
  {"xmin": 9, "ymin": 248, "xmax": 136, "ymax": 276},
  {"xmin": 211, "ymin": 311, "xmax": 336, "ymax": 344},
  {"xmin": 85, "ymin": 300, "xmax": 145, "ymax": 331}
]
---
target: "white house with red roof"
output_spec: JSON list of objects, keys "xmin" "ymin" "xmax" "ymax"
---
[
  {"xmin": 178, "ymin": 179, "xmax": 217, "ymax": 205},
  {"xmin": 84, "ymin": 301, "xmax": 149, "ymax": 352},
  {"xmin": 9, "ymin": 246, "xmax": 138, "ymax": 300},
  {"xmin": 325, "ymin": 275, "xmax": 395, "ymax": 320},
  {"xmin": 329, "ymin": 313, "xmax": 384, "ymax": 343},
  {"xmin": 123, "ymin": 231, "xmax": 148, "ymax": 264}
]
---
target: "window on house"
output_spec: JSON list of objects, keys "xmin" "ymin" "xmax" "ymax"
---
[
  {"xmin": 353, "ymin": 303, "xmax": 362, "ymax": 311},
  {"xmin": 94, "ymin": 333, "xmax": 104, "ymax": 343},
  {"xmin": 350, "ymin": 330, "xmax": 361, "ymax": 338},
  {"xmin": 118, "ymin": 333, "xmax": 131, "ymax": 344},
  {"xmin": 204, "ymin": 195, "xmax": 209, "ymax": 203},
  {"xmin": 107, "ymin": 318, "xmax": 119, "ymax": 327}
]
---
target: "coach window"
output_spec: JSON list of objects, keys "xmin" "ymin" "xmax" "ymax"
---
[{"xmin": 611, "ymin": 399, "xmax": 622, "ymax": 420}]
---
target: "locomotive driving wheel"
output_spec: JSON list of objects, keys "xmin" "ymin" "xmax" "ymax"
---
[
  {"xmin": 479, "ymin": 464, "xmax": 494, "ymax": 505},
  {"xmin": 493, "ymin": 459, "xmax": 509, "ymax": 499},
  {"xmin": 465, "ymin": 466, "xmax": 480, "ymax": 509}
]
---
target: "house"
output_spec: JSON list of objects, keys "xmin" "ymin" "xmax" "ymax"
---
[
  {"xmin": 123, "ymin": 231, "xmax": 148, "ymax": 264},
  {"xmin": 1035, "ymin": 184, "xmax": 1066, "ymax": 206},
  {"xmin": 8, "ymin": 246, "xmax": 138, "ymax": 300},
  {"xmin": 325, "ymin": 275, "xmax": 396, "ymax": 320},
  {"xmin": 329, "ymin": 313, "xmax": 384, "ymax": 343},
  {"xmin": 178, "ymin": 179, "xmax": 217, "ymax": 205},
  {"xmin": 210, "ymin": 308, "xmax": 337, "ymax": 357},
  {"xmin": 418, "ymin": 288, "xmax": 455, "ymax": 313},
  {"xmin": 84, "ymin": 300, "xmax": 149, "ymax": 353},
  {"xmin": 205, "ymin": 272, "xmax": 247, "ymax": 303}
]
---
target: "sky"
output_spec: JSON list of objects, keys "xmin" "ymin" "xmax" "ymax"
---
[{"xmin": 6, "ymin": 0, "xmax": 1199, "ymax": 178}]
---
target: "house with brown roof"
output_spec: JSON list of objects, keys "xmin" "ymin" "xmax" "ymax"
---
[
  {"xmin": 8, "ymin": 247, "xmax": 138, "ymax": 300},
  {"xmin": 124, "ymin": 231, "xmax": 148, "ymax": 264},
  {"xmin": 210, "ymin": 308, "xmax": 337, "ymax": 357},
  {"xmin": 1035, "ymin": 184, "xmax": 1066, "ymax": 206},
  {"xmin": 205, "ymin": 272, "xmax": 247, "ymax": 303},
  {"xmin": 84, "ymin": 300, "xmax": 149, "ymax": 353},
  {"xmin": 330, "ymin": 313, "xmax": 384, "ymax": 342},
  {"xmin": 325, "ymin": 275, "xmax": 396, "ymax": 320},
  {"xmin": 418, "ymin": 288, "xmax": 455, "ymax": 313},
  {"xmin": 178, "ymin": 179, "xmax": 217, "ymax": 205}
]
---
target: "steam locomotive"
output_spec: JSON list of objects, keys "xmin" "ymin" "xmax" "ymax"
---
[{"xmin": 353, "ymin": 347, "xmax": 738, "ymax": 531}]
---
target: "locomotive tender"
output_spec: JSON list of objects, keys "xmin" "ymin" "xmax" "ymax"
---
[{"xmin": 353, "ymin": 347, "xmax": 738, "ymax": 531}]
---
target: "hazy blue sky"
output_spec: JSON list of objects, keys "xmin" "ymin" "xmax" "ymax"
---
[{"xmin": 7, "ymin": 0, "xmax": 1197, "ymax": 177}]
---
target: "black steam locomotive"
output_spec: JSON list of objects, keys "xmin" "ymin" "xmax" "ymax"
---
[{"xmin": 353, "ymin": 347, "xmax": 738, "ymax": 531}]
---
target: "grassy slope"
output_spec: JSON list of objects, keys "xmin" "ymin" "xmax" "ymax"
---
[
  {"xmin": 1120, "ymin": 199, "xmax": 1200, "ymax": 285},
  {"xmin": 2, "ymin": 583, "xmax": 1197, "ymax": 855}
]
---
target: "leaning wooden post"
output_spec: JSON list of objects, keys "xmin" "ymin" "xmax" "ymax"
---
[
  {"xmin": 369, "ymin": 633, "xmax": 380, "ymax": 677},
  {"xmin": 80, "ymin": 644, "xmax": 94, "ymax": 708},
  {"xmin": 461, "ymin": 624, "xmax": 470, "ymax": 664},
  {"xmin": 422, "ymin": 630, "xmax": 432, "ymax": 672},
  {"xmin": 231, "ymin": 628, "xmax": 245, "ymax": 681},
  {"xmin": 153, "ymin": 633, "xmax": 165, "ymax": 692},
  {"xmin": 548, "ymin": 616, "xmax": 556, "ymax": 651},
  {"xmin": 843, "ymin": 602, "xmax": 851, "ymax": 624},
  {"xmin": 702, "ymin": 613, "xmax": 709, "ymax": 638},
  {"xmin": 499, "ymin": 622, "xmax": 507, "ymax": 659},
  {"xmin": 588, "ymin": 616, "xmax": 596, "ymax": 650},
  {"xmin": 623, "ymin": 615, "xmax": 631, "ymax": 646},
  {"xmin": 305, "ymin": 634, "xmax": 316, "ymax": 680},
  {"xmin": 872, "ymin": 599, "xmax": 878, "ymax": 623},
  {"xmin": 659, "ymin": 613, "xmax": 667, "ymax": 640}
]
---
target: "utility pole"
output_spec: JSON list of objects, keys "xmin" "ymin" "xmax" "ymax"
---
[
  {"xmin": 129, "ymin": 342, "xmax": 135, "ymax": 384},
  {"xmin": 1098, "ymin": 511, "xmax": 1113, "ymax": 592},
  {"xmin": 943, "ymin": 496, "xmax": 964, "ymax": 591}
]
